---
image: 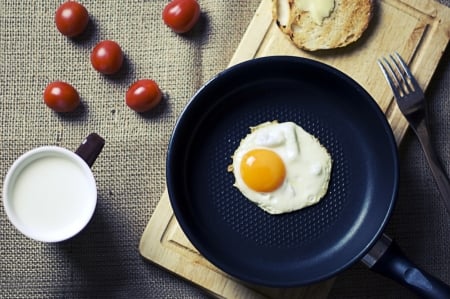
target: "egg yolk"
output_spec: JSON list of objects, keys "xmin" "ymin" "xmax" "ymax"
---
[{"xmin": 240, "ymin": 149, "xmax": 286, "ymax": 192}]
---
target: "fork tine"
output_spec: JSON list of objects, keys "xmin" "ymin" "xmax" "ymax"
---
[
  {"xmin": 393, "ymin": 52, "xmax": 422, "ymax": 92},
  {"xmin": 388, "ymin": 53, "xmax": 415, "ymax": 95},
  {"xmin": 377, "ymin": 58, "xmax": 402, "ymax": 99}
]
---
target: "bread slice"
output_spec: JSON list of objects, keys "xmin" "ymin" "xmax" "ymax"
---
[{"xmin": 273, "ymin": 0, "xmax": 374, "ymax": 51}]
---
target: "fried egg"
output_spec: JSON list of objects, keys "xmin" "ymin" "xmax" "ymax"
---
[{"xmin": 229, "ymin": 121, "xmax": 332, "ymax": 214}]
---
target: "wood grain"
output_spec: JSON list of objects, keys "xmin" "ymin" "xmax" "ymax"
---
[{"xmin": 140, "ymin": 0, "xmax": 450, "ymax": 298}]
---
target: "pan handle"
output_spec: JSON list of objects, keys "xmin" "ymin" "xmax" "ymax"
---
[{"xmin": 362, "ymin": 234, "xmax": 450, "ymax": 299}]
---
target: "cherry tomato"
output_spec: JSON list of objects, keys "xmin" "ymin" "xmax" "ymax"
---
[
  {"xmin": 162, "ymin": 0, "xmax": 201, "ymax": 34},
  {"xmin": 126, "ymin": 79, "xmax": 163, "ymax": 112},
  {"xmin": 43, "ymin": 81, "xmax": 80, "ymax": 112},
  {"xmin": 90, "ymin": 40, "xmax": 124, "ymax": 75},
  {"xmin": 55, "ymin": 1, "xmax": 89, "ymax": 37}
]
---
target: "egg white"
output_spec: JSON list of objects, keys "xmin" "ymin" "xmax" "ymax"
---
[{"xmin": 230, "ymin": 121, "xmax": 332, "ymax": 214}]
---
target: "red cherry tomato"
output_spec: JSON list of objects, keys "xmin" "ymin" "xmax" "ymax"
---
[
  {"xmin": 126, "ymin": 79, "xmax": 163, "ymax": 112},
  {"xmin": 162, "ymin": 0, "xmax": 201, "ymax": 34},
  {"xmin": 43, "ymin": 81, "xmax": 80, "ymax": 112},
  {"xmin": 90, "ymin": 40, "xmax": 124, "ymax": 75},
  {"xmin": 55, "ymin": 1, "xmax": 89, "ymax": 37}
]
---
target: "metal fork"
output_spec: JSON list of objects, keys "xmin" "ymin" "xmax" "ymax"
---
[{"xmin": 378, "ymin": 52, "xmax": 450, "ymax": 216}]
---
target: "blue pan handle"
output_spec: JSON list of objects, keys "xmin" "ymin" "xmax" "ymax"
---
[{"xmin": 363, "ymin": 234, "xmax": 450, "ymax": 299}]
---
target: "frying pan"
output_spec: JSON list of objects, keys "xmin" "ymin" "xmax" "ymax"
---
[{"xmin": 167, "ymin": 56, "xmax": 450, "ymax": 298}]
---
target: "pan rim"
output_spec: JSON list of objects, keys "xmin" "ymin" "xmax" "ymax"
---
[{"xmin": 167, "ymin": 56, "xmax": 399, "ymax": 287}]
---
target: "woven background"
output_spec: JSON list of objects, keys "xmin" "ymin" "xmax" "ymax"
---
[{"xmin": 1, "ymin": 0, "xmax": 449, "ymax": 298}]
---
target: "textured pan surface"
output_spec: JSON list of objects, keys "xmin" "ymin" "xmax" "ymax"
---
[{"xmin": 167, "ymin": 56, "xmax": 398, "ymax": 287}]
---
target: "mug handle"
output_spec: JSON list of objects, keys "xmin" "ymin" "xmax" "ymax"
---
[{"xmin": 75, "ymin": 133, "xmax": 105, "ymax": 167}]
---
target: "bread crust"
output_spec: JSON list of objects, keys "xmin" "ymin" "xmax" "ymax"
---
[{"xmin": 273, "ymin": 0, "xmax": 374, "ymax": 51}]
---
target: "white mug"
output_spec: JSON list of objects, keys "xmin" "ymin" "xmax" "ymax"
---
[{"xmin": 3, "ymin": 133, "xmax": 104, "ymax": 242}]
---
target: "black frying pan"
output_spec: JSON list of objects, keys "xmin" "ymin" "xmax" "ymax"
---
[{"xmin": 167, "ymin": 56, "xmax": 450, "ymax": 297}]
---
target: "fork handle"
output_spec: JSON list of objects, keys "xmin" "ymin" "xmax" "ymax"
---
[{"xmin": 413, "ymin": 120, "xmax": 450, "ymax": 216}]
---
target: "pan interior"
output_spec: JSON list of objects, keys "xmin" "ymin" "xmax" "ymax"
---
[{"xmin": 167, "ymin": 56, "xmax": 398, "ymax": 287}]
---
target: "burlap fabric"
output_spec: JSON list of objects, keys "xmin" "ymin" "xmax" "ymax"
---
[{"xmin": 0, "ymin": 1, "xmax": 449, "ymax": 298}]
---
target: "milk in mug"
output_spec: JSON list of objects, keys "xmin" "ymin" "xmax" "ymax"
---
[{"xmin": 3, "ymin": 147, "xmax": 97, "ymax": 242}]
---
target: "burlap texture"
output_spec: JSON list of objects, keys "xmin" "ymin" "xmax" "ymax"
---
[{"xmin": 0, "ymin": 1, "xmax": 449, "ymax": 298}]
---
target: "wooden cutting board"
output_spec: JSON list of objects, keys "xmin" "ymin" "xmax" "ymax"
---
[{"xmin": 140, "ymin": 0, "xmax": 450, "ymax": 298}]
